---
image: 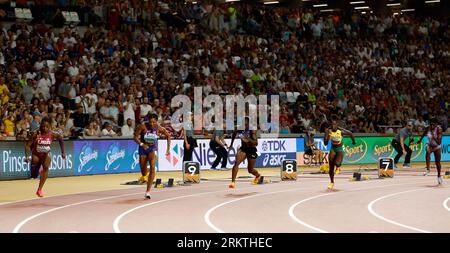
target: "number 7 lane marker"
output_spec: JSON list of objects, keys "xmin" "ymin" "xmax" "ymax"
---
[{"xmin": 383, "ymin": 161, "xmax": 390, "ymax": 171}]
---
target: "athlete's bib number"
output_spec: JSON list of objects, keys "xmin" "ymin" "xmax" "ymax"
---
[
  {"xmin": 144, "ymin": 132, "xmax": 157, "ymax": 144},
  {"xmin": 36, "ymin": 145, "xmax": 51, "ymax": 153}
]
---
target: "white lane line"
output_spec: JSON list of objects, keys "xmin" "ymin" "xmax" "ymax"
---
[
  {"xmin": 204, "ymin": 180, "xmax": 333, "ymax": 233},
  {"xmin": 367, "ymin": 188, "xmax": 432, "ymax": 233},
  {"xmin": 12, "ymin": 182, "xmax": 219, "ymax": 233},
  {"xmin": 288, "ymin": 194, "xmax": 331, "ymax": 233},
  {"xmin": 1, "ymin": 179, "xmax": 213, "ymax": 207},
  {"xmin": 0, "ymin": 185, "xmax": 153, "ymax": 207},
  {"xmin": 206, "ymin": 178, "xmax": 430, "ymax": 233},
  {"xmin": 113, "ymin": 184, "xmax": 265, "ymax": 233},
  {"xmin": 442, "ymin": 197, "xmax": 450, "ymax": 212},
  {"xmin": 288, "ymin": 180, "xmax": 430, "ymax": 233}
]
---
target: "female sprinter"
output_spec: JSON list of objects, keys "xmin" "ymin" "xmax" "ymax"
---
[
  {"xmin": 134, "ymin": 113, "xmax": 171, "ymax": 199},
  {"xmin": 418, "ymin": 118, "xmax": 443, "ymax": 184},
  {"xmin": 25, "ymin": 117, "xmax": 66, "ymax": 197},
  {"xmin": 324, "ymin": 116, "xmax": 356, "ymax": 191},
  {"xmin": 229, "ymin": 117, "xmax": 261, "ymax": 188}
]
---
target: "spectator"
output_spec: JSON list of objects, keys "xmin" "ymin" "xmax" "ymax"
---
[
  {"xmin": 84, "ymin": 121, "xmax": 101, "ymax": 137},
  {"xmin": 0, "ymin": 121, "xmax": 7, "ymax": 139},
  {"xmin": 50, "ymin": 97, "xmax": 64, "ymax": 113},
  {"xmin": 86, "ymin": 87, "xmax": 98, "ymax": 117},
  {"xmin": 102, "ymin": 122, "xmax": 117, "ymax": 137},
  {"xmin": 67, "ymin": 76, "xmax": 78, "ymax": 110},
  {"xmin": 15, "ymin": 129, "xmax": 28, "ymax": 140},
  {"xmin": 121, "ymin": 118, "xmax": 134, "ymax": 137},
  {"xmin": 29, "ymin": 112, "xmax": 42, "ymax": 133},
  {"xmin": 280, "ymin": 120, "xmax": 291, "ymax": 134},
  {"xmin": 71, "ymin": 106, "xmax": 89, "ymax": 132},
  {"xmin": 3, "ymin": 114, "xmax": 16, "ymax": 137},
  {"xmin": 0, "ymin": 2, "xmax": 447, "ymax": 139},
  {"xmin": 123, "ymin": 94, "xmax": 136, "ymax": 127},
  {"xmin": 109, "ymin": 99, "xmax": 120, "ymax": 128},
  {"xmin": 75, "ymin": 87, "xmax": 90, "ymax": 116},
  {"xmin": 37, "ymin": 72, "xmax": 52, "ymax": 101},
  {"xmin": 140, "ymin": 97, "xmax": 153, "ymax": 121},
  {"xmin": 99, "ymin": 99, "xmax": 113, "ymax": 126}
]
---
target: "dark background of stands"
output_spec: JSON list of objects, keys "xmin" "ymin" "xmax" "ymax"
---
[{"xmin": 0, "ymin": 0, "xmax": 448, "ymax": 26}]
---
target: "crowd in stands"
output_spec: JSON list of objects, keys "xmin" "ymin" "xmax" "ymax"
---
[{"xmin": 0, "ymin": 0, "xmax": 449, "ymax": 140}]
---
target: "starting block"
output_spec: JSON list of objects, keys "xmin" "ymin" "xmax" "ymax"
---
[
  {"xmin": 444, "ymin": 171, "xmax": 450, "ymax": 179},
  {"xmin": 349, "ymin": 172, "xmax": 370, "ymax": 182},
  {"xmin": 183, "ymin": 161, "xmax": 201, "ymax": 183},
  {"xmin": 256, "ymin": 176, "xmax": 271, "ymax": 184},
  {"xmin": 281, "ymin": 160, "xmax": 297, "ymax": 181},
  {"xmin": 155, "ymin": 178, "xmax": 163, "ymax": 188},
  {"xmin": 154, "ymin": 178, "xmax": 177, "ymax": 188},
  {"xmin": 378, "ymin": 157, "xmax": 394, "ymax": 178}
]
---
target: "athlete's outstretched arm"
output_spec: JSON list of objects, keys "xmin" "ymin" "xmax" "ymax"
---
[
  {"xmin": 54, "ymin": 132, "xmax": 66, "ymax": 159},
  {"xmin": 343, "ymin": 129, "xmax": 356, "ymax": 145},
  {"xmin": 159, "ymin": 126, "xmax": 171, "ymax": 156},
  {"xmin": 25, "ymin": 132, "xmax": 37, "ymax": 163},
  {"xmin": 229, "ymin": 129, "xmax": 238, "ymax": 150},
  {"xmin": 417, "ymin": 127, "xmax": 428, "ymax": 144},
  {"xmin": 324, "ymin": 129, "xmax": 330, "ymax": 146},
  {"xmin": 436, "ymin": 127, "xmax": 443, "ymax": 145},
  {"xmin": 250, "ymin": 130, "xmax": 258, "ymax": 146},
  {"xmin": 133, "ymin": 124, "xmax": 143, "ymax": 145}
]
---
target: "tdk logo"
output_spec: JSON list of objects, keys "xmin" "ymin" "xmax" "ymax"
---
[{"xmin": 261, "ymin": 141, "xmax": 286, "ymax": 152}]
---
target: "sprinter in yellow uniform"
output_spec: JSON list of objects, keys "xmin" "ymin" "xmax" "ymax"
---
[{"xmin": 324, "ymin": 117, "xmax": 356, "ymax": 190}]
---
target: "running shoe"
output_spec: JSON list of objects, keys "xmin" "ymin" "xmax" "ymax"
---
[
  {"xmin": 438, "ymin": 177, "xmax": 443, "ymax": 185},
  {"xmin": 403, "ymin": 163, "xmax": 411, "ymax": 168},
  {"xmin": 229, "ymin": 182, "xmax": 235, "ymax": 189},
  {"xmin": 327, "ymin": 183, "xmax": 334, "ymax": 190},
  {"xmin": 36, "ymin": 188, "xmax": 44, "ymax": 198},
  {"xmin": 138, "ymin": 172, "xmax": 149, "ymax": 183},
  {"xmin": 145, "ymin": 192, "xmax": 151, "ymax": 199},
  {"xmin": 335, "ymin": 167, "xmax": 341, "ymax": 175},
  {"xmin": 210, "ymin": 167, "xmax": 219, "ymax": 170},
  {"xmin": 423, "ymin": 170, "xmax": 430, "ymax": 176},
  {"xmin": 252, "ymin": 175, "xmax": 261, "ymax": 185}
]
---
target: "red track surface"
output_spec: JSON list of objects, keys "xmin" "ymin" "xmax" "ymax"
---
[{"xmin": 1, "ymin": 171, "xmax": 449, "ymax": 233}]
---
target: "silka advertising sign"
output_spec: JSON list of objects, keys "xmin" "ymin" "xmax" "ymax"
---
[{"xmin": 73, "ymin": 140, "xmax": 142, "ymax": 176}]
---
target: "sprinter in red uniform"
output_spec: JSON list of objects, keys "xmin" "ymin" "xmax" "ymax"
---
[{"xmin": 25, "ymin": 117, "xmax": 66, "ymax": 197}]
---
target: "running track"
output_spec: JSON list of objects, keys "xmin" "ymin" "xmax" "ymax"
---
[{"xmin": 1, "ymin": 171, "xmax": 449, "ymax": 233}]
